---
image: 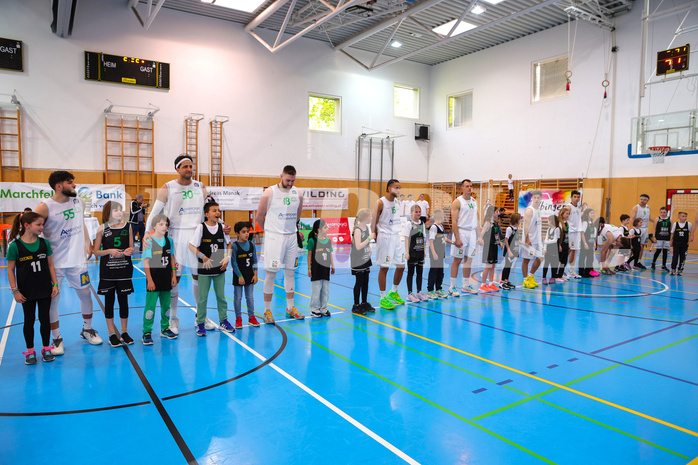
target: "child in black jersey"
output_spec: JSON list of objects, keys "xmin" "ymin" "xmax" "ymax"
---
[
  {"xmin": 628, "ymin": 218, "xmax": 643, "ymax": 270},
  {"xmin": 670, "ymin": 211, "xmax": 691, "ymax": 276},
  {"xmin": 403, "ymin": 205, "xmax": 428, "ymax": 302},
  {"xmin": 94, "ymin": 201, "xmax": 135, "ymax": 347},
  {"xmin": 307, "ymin": 219, "xmax": 335, "ymax": 318},
  {"xmin": 231, "ymin": 221, "xmax": 260, "ymax": 328},
  {"xmin": 500, "ymin": 212, "xmax": 521, "ymax": 290},
  {"xmin": 7, "ymin": 212, "xmax": 59, "ymax": 365},
  {"xmin": 143, "ymin": 214, "xmax": 178, "ymax": 345},
  {"xmin": 427, "ymin": 209, "xmax": 452, "ymax": 298},
  {"xmin": 478, "ymin": 205, "xmax": 501, "ymax": 292},
  {"xmin": 350, "ymin": 209, "xmax": 375, "ymax": 315},
  {"xmin": 651, "ymin": 207, "xmax": 671, "ymax": 271},
  {"xmin": 579, "ymin": 208, "xmax": 599, "ymax": 277},
  {"xmin": 188, "ymin": 202, "xmax": 233, "ymax": 336}
]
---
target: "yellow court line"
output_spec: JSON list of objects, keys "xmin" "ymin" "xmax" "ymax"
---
[
  {"xmin": 357, "ymin": 314, "xmax": 698, "ymax": 439},
  {"xmin": 689, "ymin": 455, "xmax": 698, "ymax": 465}
]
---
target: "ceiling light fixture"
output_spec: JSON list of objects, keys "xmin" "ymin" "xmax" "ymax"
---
[
  {"xmin": 391, "ymin": 40, "xmax": 402, "ymax": 48},
  {"xmin": 432, "ymin": 19, "xmax": 477, "ymax": 36},
  {"xmin": 201, "ymin": 0, "xmax": 266, "ymax": 14},
  {"xmin": 472, "ymin": 4, "xmax": 486, "ymax": 14}
]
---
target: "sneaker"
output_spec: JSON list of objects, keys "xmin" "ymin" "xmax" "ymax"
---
[
  {"xmin": 661, "ymin": 266, "xmax": 670, "ymax": 272},
  {"xmin": 352, "ymin": 304, "xmax": 367, "ymax": 315},
  {"xmin": 196, "ymin": 323, "xmax": 206, "ymax": 337},
  {"xmin": 487, "ymin": 283, "xmax": 500, "ymax": 292},
  {"xmin": 264, "ymin": 310, "xmax": 275, "ymax": 325},
  {"xmin": 572, "ymin": 272, "xmax": 582, "ymax": 279},
  {"xmin": 142, "ymin": 333, "xmax": 154, "ymax": 345},
  {"xmin": 41, "ymin": 347, "xmax": 55, "ymax": 362},
  {"xmin": 80, "ymin": 328, "xmax": 103, "ymax": 345},
  {"xmin": 204, "ymin": 320, "xmax": 216, "ymax": 331},
  {"xmin": 51, "ymin": 337, "xmax": 64, "ymax": 356},
  {"xmin": 235, "ymin": 317, "xmax": 243, "ymax": 329},
  {"xmin": 523, "ymin": 277, "xmax": 536, "ymax": 289},
  {"xmin": 428, "ymin": 291, "xmax": 438, "ymax": 300},
  {"xmin": 677, "ymin": 270, "xmax": 683, "ymax": 276},
  {"xmin": 542, "ymin": 278, "xmax": 549, "ymax": 285},
  {"xmin": 249, "ymin": 315, "xmax": 261, "ymax": 327},
  {"xmin": 463, "ymin": 285, "xmax": 479, "ymax": 294},
  {"xmin": 448, "ymin": 287, "xmax": 460, "ymax": 297},
  {"xmin": 169, "ymin": 316, "xmax": 180, "ymax": 335},
  {"xmin": 633, "ymin": 265, "xmax": 642, "ymax": 271},
  {"xmin": 479, "ymin": 284, "xmax": 491, "ymax": 293},
  {"xmin": 286, "ymin": 307, "xmax": 305, "ymax": 320},
  {"xmin": 589, "ymin": 270, "xmax": 600, "ymax": 277},
  {"xmin": 219, "ymin": 320, "xmax": 235, "ymax": 333},
  {"xmin": 650, "ymin": 263, "xmax": 656, "ymax": 270},
  {"xmin": 24, "ymin": 351, "xmax": 37, "ymax": 365},
  {"xmin": 311, "ymin": 310, "xmax": 323, "ymax": 318},
  {"xmin": 624, "ymin": 263, "xmax": 632, "ymax": 271},
  {"xmin": 528, "ymin": 276, "xmax": 538, "ymax": 288},
  {"xmin": 637, "ymin": 263, "xmax": 647, "ymax": 270},
  {"xmin": 108, "ymin": 334, "xmax": 123, "ymax": 348},
  {"xmin": 437, "ymin": 290, "xmax": 449, "ymax": 299},
  {"xmin": 380, "ymin": 296, "xmax": 396, "ymax": 310},
  {"xmin": 322, "ymin": 310, "xmax": 331, "ymax": 318},
  {"xmin": 121, "ymin": 332, "xmax": 134, "ymax": 345},
  {"xmin": 161, "ymin": 329, "xmax": 178, "ymax": 339},
  {"xmin": 670, "ymin": 270, "xmax": 676, "ymax": 275},
  {"xmin": 417, "ymin": 291, "xmax": 429, "ymax": 301},
  {"xmin": 387, "ymin": 291, "xmax": 405, "ymax": 304},
  {"xmin": 407, "ymin": 292, "xmax": 419, "ymax": 303},
  {"xmin": 362, "ymin": 302, "xmax": 376, "ymax": 313}
]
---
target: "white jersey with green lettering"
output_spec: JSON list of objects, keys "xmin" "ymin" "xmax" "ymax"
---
[
  {"xmin": 456, "ymin": 195, "xmax": 478, "ymax": 231},
  {"xmin": 264, "ymin": 184, "xmax": 301, "ymax": 235},
  {"xmin": 377, "ymin": 196, "xmax": 401, "ymax": 235},
  {"xmin": 41, "ymin": 197, "xmax": 86, "ymax": 269},
  {"xmin": 164, "ymin": 179, "xmax": 205, "ymax": 230}
]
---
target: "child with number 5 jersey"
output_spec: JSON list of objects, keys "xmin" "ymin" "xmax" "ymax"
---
[{"xmin": 7, "ymin": 212, "xmax": 59, "ymax": 364}]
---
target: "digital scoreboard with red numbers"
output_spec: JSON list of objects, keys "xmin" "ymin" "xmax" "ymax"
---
[
  {"xmin": 84, "ymin": 51, "xmax": 170, "ymax": 89},
  {"xmin": 656, "ymin": 44, "xmax": 690, "ymax": 76}
]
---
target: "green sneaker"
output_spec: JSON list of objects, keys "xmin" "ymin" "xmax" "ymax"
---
[
  {"xmin": 387, "ymin": 290, "xmax": 405, "ymax": 304},
  {"xmin": 380, "ymin": 297, "xmax": 396, "ymax": 309}
]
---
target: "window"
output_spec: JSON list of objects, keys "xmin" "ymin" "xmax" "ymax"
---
[
  {"xmin": 448, "ymin": 92, "xmax": 473, "ymax": 128},
  {"xmin": 309, "ymin": 94, "xmax": 341, "ymax": 133},
  {"xmin": 532, "ymin": 56, "xmax": 568, "ymax": 102},
  {"xmin": 394, "ymin": 85, "xmax": 419, "ymax": 119}
]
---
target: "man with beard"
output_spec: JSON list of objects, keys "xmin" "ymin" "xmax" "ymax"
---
[{"xmin": 35, "ymin": 171, "xmax": 100, "ymax": 355}]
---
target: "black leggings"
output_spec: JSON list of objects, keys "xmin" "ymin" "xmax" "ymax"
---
[
  {"xmin": 23, "ymin": 297, "xmax": 51, "ymax": 349},
  {"xmin": 104, "ymin": 289, "xmax": 130, "ymax": 320},
  {"xmin": 427, "ymin": 264, "xmax": 444, "ymax": 292},
  {"xmin": 407, "ymin": 260, "xmax": 424, "ymax": 293},
  {"xmin": 557, "ymin": 243, "xmax": 569, "ymax": 278},
  {"xmin": 628, "ymin": 243, "xmax": 642, "ymax": 266},
  {"xmin": 501, "ymin": 256, "xmax": 516, "ymax": 281},
  {"xmin": 579, "ymin": 245, "xmax": 594, "ymax": 274},
  {"xmin": 542, "ymin": 244, "xmax": 559, "ymax": 278},
  {"xmin": 653, "ymin": 249, "xmax": 668, "ymax": 267},
  {"xmin": 671, "ymin": 245, "xmax": 688, "ymax": 271},
  {"xmin": 353, "ymin": 271, "xmax": 369, "ymax": 305}
]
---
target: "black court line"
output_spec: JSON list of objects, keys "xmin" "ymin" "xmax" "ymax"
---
[
  {"xmin": 123, "ymin": 345, "xmax": 198, "ymax": 465},
  {"xmin": 0, "ymin": 401, "xmax": 150, "ymax": 417},
  {"xmin": 162, "ymin": 324, "xmax": 288, "ymax": 401},
  {"xmin": 590, "ymin": 317, "xmax": 698, "ymax": 354}
]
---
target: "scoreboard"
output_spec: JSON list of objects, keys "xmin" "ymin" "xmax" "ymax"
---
[
  {"xmin": 656, "ymin": 45, "xmax": 690, "ymax": 76},
  {"xmin": 85, "ymin": 51, "xmax": 170, "ymax": 89}
]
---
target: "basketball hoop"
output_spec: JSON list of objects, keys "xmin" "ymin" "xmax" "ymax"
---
[{"xmin": 648, "ymin": 146, "xmax": 670, "ymax": 164}]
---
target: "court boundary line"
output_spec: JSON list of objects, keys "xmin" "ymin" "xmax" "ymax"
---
[
  {"xmin": 356, "ymin": 314, "xmax": 698, "ymax": 438},
  {"xmin": 0, "ymin": 300, "xmax": 17, "ymax": 366}
]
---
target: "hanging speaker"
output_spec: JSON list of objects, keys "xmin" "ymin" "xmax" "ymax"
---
[{"xmin": 415, "ymin": 123, "xmax": 430, "ymax": 141}]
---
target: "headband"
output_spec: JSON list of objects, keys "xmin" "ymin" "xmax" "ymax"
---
[{"xmin": 175, "ymin": 157, "xmax": 193, "ymax": 169}]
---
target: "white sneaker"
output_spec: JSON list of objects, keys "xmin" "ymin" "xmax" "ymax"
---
[
  {"xmin": 80, "ymin": 328, "xmax": 103, "ymax": 345},
  {"xmin": 573, "ymin": 272, "xmax": 582, "ymax": 279},
  {"xmin": 448, "ymin": 287, "xmax": 460, "ymax": 297},
  {"xmin": 51, "ymin": 337, "xmax": 65, "ymax": 356},
  {"xmin": 417, "ymin": 291, "xmax": 429, "ymax": 301},
  {"xmin": 463, "ymin": 285, "xmax": 479, "ymax": 294},
  {"xmin": 204, "ymin": 320, "xmax": 216, "ymax": 331},
  {"xmin": 407, "ymin": 292, "xmax": 419, "ymax": 303},
  {"xmin": 169, "ymin": 316, "xmax": 180, "ymax": 335}
]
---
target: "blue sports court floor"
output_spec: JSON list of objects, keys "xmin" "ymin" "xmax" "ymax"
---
[{"xmin": 1, "ymin": 244, "xmax": 697, "ymax": 465}]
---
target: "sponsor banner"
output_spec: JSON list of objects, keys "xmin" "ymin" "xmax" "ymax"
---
[
  {"xmin": 298, "ymin": 217, "xmax": 352, "ymax": 247},
  {"xmin": 517, "ymin": 189, "xmax": 584, "ymax": 217},
  {"xmin": 0, "ymin": 182, "xmax": 125, "ymax": 212},
  {"xmin": 302, "ymin": 188, "xmax": 349, "ymax": 210},
  {"xmin": 207, "ymin": 186, "xmax": 263, "ymax": 211}
]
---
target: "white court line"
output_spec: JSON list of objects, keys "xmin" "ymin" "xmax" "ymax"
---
[
  {"xmin": 0, "ymin": 300, "xmax": 17, "ymax": 366},
  {"xmin": 134, "ymin": 265, "xmax": 420, "ymax": 464}
]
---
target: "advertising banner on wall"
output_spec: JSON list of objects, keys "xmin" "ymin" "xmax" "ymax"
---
[
  {"xmin": 207, "ymin": 186, "xmax": 264, "ymax": 211},
  {"xmin": 0, "ymin": 183, "xmax": 126, "ymax": 212},
  {"xmin": 517, "ymin": 189, "xmax": 584, "ymax": 217},
  {"xmin": 301, "ymin": 188, "xmax": 349, "ymax": 210},
  {"xmin": 297, "ymin": 217, "xmax": 352, "ymax": 247}
]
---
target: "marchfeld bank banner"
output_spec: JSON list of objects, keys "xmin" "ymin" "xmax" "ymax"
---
[{"xmin": 0, "ymin": 183, "xmax": 125, "ymax": 212}]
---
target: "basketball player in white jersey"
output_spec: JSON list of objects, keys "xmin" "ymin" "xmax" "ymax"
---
[
  {"xmin": 35, "ymin": 171, "xmax": 101, "ymax": 355},
  {"xmin": 566, "ymin": 190, "xmax": 583, "ymax": 279},
  {"xmin": 371, "ymin": 179, "xmax": 406, "ymax": 309},
  {"xmin": 449, "ymin": 179, "xmax": 483, "ymax": 296},
  {"xmin": 144, "ymin": 155, "xmax": 226, "ymax": 334},
  {"xmin": 520, "ymin": 190, "xmax": 544, "ymax": 288},
  {"xmin": 255, "ymin": 165, "xmax": 305, "ymax": 323},
  {"xmin": 629, "ymin": 194, "xmax": 653, "ymax": 270}
]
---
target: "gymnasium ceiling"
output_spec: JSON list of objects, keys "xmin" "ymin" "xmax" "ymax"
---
[{"xmin": 131, "ymin": 0, "xmax": 635, "ymax": 69}]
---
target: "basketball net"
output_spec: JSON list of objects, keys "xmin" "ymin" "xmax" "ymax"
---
[{"xmin": 648, "ymin": 146, "xmax": 670, "ymax": 164}]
